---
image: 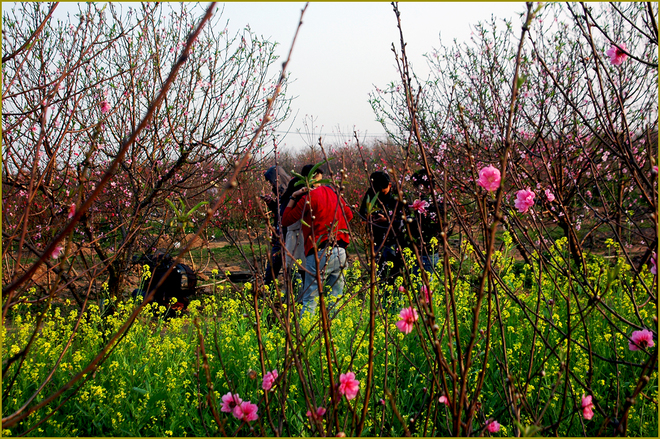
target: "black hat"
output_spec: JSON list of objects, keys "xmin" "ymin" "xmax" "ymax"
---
[
  {"xmin": 370, "ymin": 171, "xmax": 391, "ymax": 192},
  {"xmin": 301, "ymin": 164, "xmax": 324, "ymax": 178}
]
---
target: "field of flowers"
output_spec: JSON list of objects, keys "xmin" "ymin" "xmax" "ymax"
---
[
  {"xmin": 3, "ymin": 236, "xmax": 657, "ymax": 437},
  {"xmin": 2, "ymin": 2, "xmax": 657, "ymax": 437}
]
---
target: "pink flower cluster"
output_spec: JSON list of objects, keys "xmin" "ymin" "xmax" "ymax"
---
[
  {"xmin": 338, "ymin": 371, "xmax": 360, "ymax": 400},
  {"xmin": 581, "ymin": 394, "xmax": 594, "ymax": 420},
  {"xmin": 100, "ymin": 100, "xmax": 111, "ymax": 114},
  {"xmin": 262, "ymin": 369, "xmax": 278, "ymax": 391},
  {"xmin": 411, "ymin": 199, "xmax": 429, "ymax": 214},
  {"xmin": 221, "ymin": 392, "xmax": 258, "ymax": 422},
  {"xmin": 306, "ymin": 406, "xmax": 326, "ymax": 421},
  {"xmin": 420, "ymin": 285, "xmax": 431, "ymax": 304},
  {"xmin": 485, "ymin": 419, "xmax": 501, "ymax": 433},
  {"xmin": 628, "ymin": 329, "xmax": 654, "ymax": 351},
  {"xmin": 51, "ymin": 244, "xmax": 64, "ymax": 259},
  {"xmin": 477, "ymin": 165, "xmax": 501, "ymax": 192},
  {"xmin": 396, "ymin": 306, "xmax": 419, "ymax": 334},
  {"xmin": 545, "ymin": 189, "xmax": 555, "ymax": 202},
  {"xmin": 606, "ymin": 43, "xmax": 628, "ymax": 66},
  {"xmin": 514, "ymin": 189, "xmax": 535, "ymax": 213},
  {"xmin": 651, "ymin": 252, "xmax": 657, "ymax": 275}
]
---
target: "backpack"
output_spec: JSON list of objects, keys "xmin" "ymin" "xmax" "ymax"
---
[{"xmin": 134, "ymin": 253, "xmax": 198, "ymax": 311}]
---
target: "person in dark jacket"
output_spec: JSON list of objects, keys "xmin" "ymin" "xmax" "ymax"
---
[
  {"xmin": 262, "ymin": 166, "xmax": 291, "ymax": 288},
  {"xmin": 359, "ymin": 171, "xmax": 405, "ymax": 285},
  {"xmin": 408, "ymin": 169, "xmax": 444, "ymax": 275}
]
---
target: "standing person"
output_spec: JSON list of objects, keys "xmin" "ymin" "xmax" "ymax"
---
[
  {"xmin": 408, "ymin": 169, "xmax": 443, "ymax": 275},
  {"xmin": 282, "ymin": 165, "xmax": 353, "ymax": 317},
  {"xmin": 359, "ymin": 171, "xmax": 405, "ymax": 284},
  {"xmin": 278, "ymin": 165, "xmax": 323, "ymax": 301},
  {"xmin": 261, "ymin": 166, "xmax": 291, "ymax": 289}
]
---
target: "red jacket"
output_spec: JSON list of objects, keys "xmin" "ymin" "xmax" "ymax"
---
[{"xmin": 282, "ymin": 185, "xmax": 353, "ymax": 256}]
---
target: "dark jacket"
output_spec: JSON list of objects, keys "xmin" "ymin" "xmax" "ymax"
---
[
  {"xmin": 408, "ymin": 196, "xmax": 444, "ymax": 251},
  {"xmin": 359, "ymin": 188, "xmax": 404, "ymax": 249},
  {"xmin": 263, "ymin": 166, "xmax": 292, "ymax": 241}
]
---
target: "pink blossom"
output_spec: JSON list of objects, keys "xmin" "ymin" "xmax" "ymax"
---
[
  {"xmin": 420, "ymin": 285, "xmax": 431, "ymax": 303},
  {"xmin": 544, "ymin": 189, "xmax": 555, "ymax": 202},
  {"xmin": 438, "ymin": 395, "xmax": 449, "ymax": 405},
  {"xmin": 653, "ymin": 165, "xmax": 658, "ymax": 175},
  {"xmin": 514, "ymin": 189, "xmax": 535, "ymax": 214},
  {"xmin": 220, "ymin": 392, "xmax": 242, "ymax": 413},
  {"xmin": 477, "ymin": 165, "xmax": 501, "ymax": 192},
  {"xmin": 233, "ymin": 401, "xmax": 259, "ymax": 422},
  {"xmin": 629, "ymin": 329, "xmax": 655, "ymax": 351},
  {"xmin": 396, "ymin": 306, "xmax": 419, "ymax": 335},
  {"xmin": 581, "ymin": 394, "xmax": 594, "ymax": 420},
  {"xmin": 651, "ymin": 252, "xmax": 657, "ymax": 275},
  {"xmin": 486, "ymin": 419, "xmax": 501, "ymax": 433},
  {"xmin": 398, "ymin": 285, "xmax": 406, "ymax": 292},
  {"xmin": 262, "ymin": 369, "xmax": 278, "ymax": 391},
  {"xmin": 606, "ymin": 43, "xmax": 628, "ymax": 66},
  {"xmin": 50, "ymin": 244, "xmax": 63, "ymax": 259},
  {"xmin": 338, "ymin": 371, "xmax": 360, "ymax": 400},
  {"xmin": 68, "ymin": 203, "xmax": 76, "ymax": 219},
  {"xmin": 100, "ymin": 100, "xmax": 111, "ymax": 114},
  {"xmin": 411, "ymin": 199, "xmax": 429, "ymax": 214},
  {"xmin": 306, "ymin": 406, "xmax": 326, "ymax": 420},
  {"xmin": 30, "ymin": 125, "xmax": 38, "ymax": 133}
]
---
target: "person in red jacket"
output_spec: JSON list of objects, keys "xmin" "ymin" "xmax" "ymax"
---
[{"xmin": 282, "ymin": 165, "xmax": 353, "ymax": 317}]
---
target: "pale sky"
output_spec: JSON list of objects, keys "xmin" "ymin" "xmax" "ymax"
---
[
  {"xmin": 6, "ymin": 2, "xmax": 527, "ymax": 150},
  {"xmin": 217, "ymin": 2, "xmax": 526, "ymax": 150}
]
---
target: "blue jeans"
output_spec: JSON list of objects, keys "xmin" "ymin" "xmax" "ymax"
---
[
  {"xmin": 300, "ymin": 247, "xmax": 347, "ymax": 317},
  {"xmin": 376, "ymin": 245, "xmax": 404, "ymax": 284},
  {"xmin": 421, "ymin": 253, "xmax": 439, "ymax": 275}
]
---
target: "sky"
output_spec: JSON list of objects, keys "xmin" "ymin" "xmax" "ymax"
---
[
  {"xmin": 214, "ymin": 2, "xmax": 527, "ymax": 150},
  {"xmin": 5, "ymin": 2, "xmax": 527, "ymax": 151},
  {"xmin": 216, "ymin": 2, "xmax": 527, "ymax": 150}
]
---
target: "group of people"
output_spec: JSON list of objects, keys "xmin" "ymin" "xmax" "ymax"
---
[{"xmin": 262, "ymin": 165, "xmax": 445, "ymax": 317}]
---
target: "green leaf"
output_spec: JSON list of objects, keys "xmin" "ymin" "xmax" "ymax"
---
[
  {"xmin": 132, "ymin": 387, "xmax": 148, "ymax": 395},
  {"xmin": 165, "ymin": 198, "xmax": 179, "ymax": 215},
  {"xmin": 186, "ymin": 200, "xmax": 209, "ymax": 217},
  {"xmin": 514, "ymin": 420, "xmax": 543, "ymax": 437},
  {"xmin": 308, "ymin": 159, "xmax": 331, "ymax": 178},
  {"xmin": 606, "ymin": 262, "xmax": 621, "ymax": 290},
  {"xmin": 366, "ymin": 193, "xmax": 380, "ymax": 214}
]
